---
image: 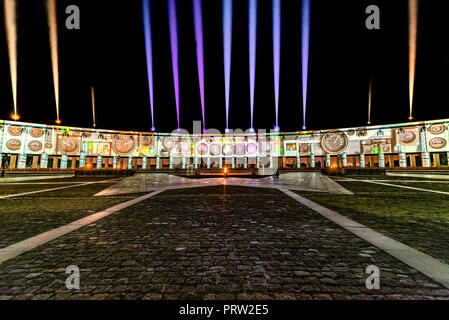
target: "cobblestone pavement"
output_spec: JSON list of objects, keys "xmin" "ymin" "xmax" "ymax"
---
[
  {"xmin": 0, "ymin": 186, "xmax": 448, "ymax": 300},
  {"xmin": 304, "ymin": 180, "xmax": 449, "ymax": 265},
  {"xmin": 96, "ymin": 172, "xmax": 352, "ymax": 196},
  {"xmin": 0, "ymin": 179, "xmax": 137, "ymax": 249}
]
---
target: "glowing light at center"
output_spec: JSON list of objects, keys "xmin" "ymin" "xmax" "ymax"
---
[
  {"xmin": 408, "ymin": 0, "xmax": 418, "ymax": 120},
  {"xmin": 193, "ymin": 0, "xmax": 206, "ymax": 132},
  {"xmin": 142, "ymin": 0, "xmax": 155, "ymax": 130},
  {"xmin": 4, "ymin": 0, "xmax": 18, "ymax": 119},
  {"xmin": 249, "ymin": 0, "xmax": 257, "ymax": 130},
  {"xmin": 301, "ymin": 0, "xmax": 310, "ymax": 130},
  {"xmin": 272, "ymin": 0, "xmax": 281, "ymax": 130},
  {"xmin": 168, "ymin": 0, "xmax": 180, "ymax": 130},
  {"xmin": 223, "ymin": 0, "xmax": 233, "ymax": 131},
  {"xmin": 46, "ymin": 0, "xmax": 60, "ymax": 123}
]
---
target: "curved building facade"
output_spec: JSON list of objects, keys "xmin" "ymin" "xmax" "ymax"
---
[{"xmin": 1, "ymin": 119, "xmax": 449, "ymax": 170}]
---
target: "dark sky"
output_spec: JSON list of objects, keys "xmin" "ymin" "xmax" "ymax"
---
[{"xmin": 0, "ymin": 0, "xmax": 448, "ymax": 133}]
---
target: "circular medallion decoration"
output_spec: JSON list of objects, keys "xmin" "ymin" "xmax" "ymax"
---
[
  {"xmin": 382, "ymin": 145, "xmax": 391, "ymax": 153},
  {"xmin": 347, "ymin": 129, "xmax": 356, "ymax": 137},
  {"xmin": 399, "ymin": 131, "xmax": 417, "ymax": 144},
  {"xmin": 210, "ymin": 143, "xmax": 221, "ymax": 156},
  {"xmin": 28, "ymin": 140, "xmax": 43, "ymax": 152},
  {"xmin": 222, "ymin": 144, "xmax": 234, "ymax": 156},
  {"xmin": 429, "ymin": 124, "xmax": 446, "ymax": 135},
  {"xmin": 60, "ymin": 137, "xmax": 79, "ymax": 153},
  {"xmin": 141, "ymin": 136, "xmax": 154, "ymax": 146},
  {"xmin": 197, "ymin": 143, "xmax": 208, "ymax": 156},
  {"xmin": 112, "ymin": 136, "xmax": 135, "ymax": 155},
  {"xmin": 235, "ymin": 144, "xmax": 246, "ymax": 156},
  {"xmin": 8, "ymin": 126, "xmax": 23, "ymax": 136},
  {"xmin": 320, "ymin": 131, "xmax": 349, "ymax": 154},
  {"xmin": 246, "ymin": 143, "xmax": 257, "ymax": 155},
  {"xmin": 429, "ymin": 137, "xmax": 447, "ymax": 150},
  {"xmin": 300, "ymin": 144, "xmax": 310, "ymax": 153},
  {"xmin": 45, "ymin": 142, "xmax": 53, "ymax": 149},
  {"xmin": 180, "ymin": 141, "xmax": 191, "ymax": 153},
  {"xmin": 6, "ymin": 139, "xmax": 21, "ymax": 151},
  {"xmin": 162, "ymin": 137, "xmax": 176, "ymax": 150},
  {"xmin": 30, "ymin": 128, "xmax": 44, "ymax": 138}
]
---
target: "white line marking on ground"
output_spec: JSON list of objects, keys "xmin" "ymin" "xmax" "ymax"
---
[
  {"xmin": 279, "ymin": 188, "xmax": 449, "ymax": 289},
  {"xmin": 0, "ymin": 175, "xmax": 74, "ymax": 182},
  {"xmin": 352, "ymin": 179, "xmax": 449, "ymax": 196},
  {"xmin": 0, "ymin": 178, "xmax": 124, "ymax": 200},
  {"xmin": 0, "ymin": 190, "xmax": 164, "ymax": 265}
]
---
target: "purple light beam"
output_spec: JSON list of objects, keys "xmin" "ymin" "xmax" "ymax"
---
[
  {"xmin": 273, "ymin": 0, "xmax": 281, "ymax": 130},
  {"xmin": 301, "ymin": 0, "xmax": 310, "ymax": 130},
  {"xmin": 142, "ymin": 0, "xmax": 155, "ymax": 131},
  {"xmin": 249, "ymin": 0, "xmax": 257, "ymax": 131},
  {"xmin": 168, "ymin": 0, "xmax": 180, "ymax": 131},
  {"xmin": 193, "ymin": 0, "xmax": 206, "ymax": 132},
  {"xmin": 223, "ymin": 0, "xmax": 233, "ymax": 131}
]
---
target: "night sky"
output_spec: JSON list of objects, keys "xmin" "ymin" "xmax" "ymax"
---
[{"xmin": 0, "ymin": 0, "xmax": 448, "ymax": 133}]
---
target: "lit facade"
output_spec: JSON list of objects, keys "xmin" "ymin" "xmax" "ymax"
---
[{"xmin": 1, "ymin": 119, "xmax": 449, "ymax": 170}]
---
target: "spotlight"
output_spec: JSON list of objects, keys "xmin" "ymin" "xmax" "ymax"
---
[
  {"xmin": 274, "ymin": 126, "xmax": 280, "ymax": 132},
  {"xmin": 202, "ymin": 128, "xmax": 207, "ymax": 134},
  {"xmin": 225, "ymin": 128, "xmax": 231, "ymax": 134},
  {"xmin": 249, "ymin": 128, "xmax": 255, "ymax": 133},
  {"xmin": 367, "ymin": 121, "xmax": 371, "ymax": 125},
  {"xmin": 408, "ymin": 116, "xmax": 414, "ymax": 121},
  {"xmin": 55, "ymin": 119, "xmax": 62, "ymax": 125},
  {"xmin": 11, "ymin": 114, "xmax": 20, "ymax": 121},
  {"xmin": 151, "ymin": 127, "xmax": 156, "ymax": 132},
  {"xmin": 302, "ymin": 125, "xmax": 307, "ymax": 130}
]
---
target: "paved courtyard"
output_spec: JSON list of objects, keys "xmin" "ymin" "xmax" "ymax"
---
[{"xmin": 0, "ymin": 173, "xmax": 449, "ymax": 300}]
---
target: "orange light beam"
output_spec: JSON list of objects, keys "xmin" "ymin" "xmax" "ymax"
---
[
  {"xmin": 46, "ymin": 0, "xmax": 60, "ymax": 122},
  {"xmin": 408, "ymin": 0, "xmax": 418, "ymax": 119},
  {"xmin": 4, "ymin": 0, "xmax": 18, "ymax": 118},
  {"xmin": 368, "ymin": 77, "xmax": 372, "ymax": 125},
  {"xmin": 91, "ymin": 86, "xmax": 96, "ymax": 127}
]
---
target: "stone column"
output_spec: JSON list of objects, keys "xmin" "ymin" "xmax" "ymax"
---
[
  {"xmin": 194, "ymin": 156, "xmax": 198, "ymax": 169},
  {"xmin": 113, "ymin": 156, "xmax": 118, "ymax": 169},
  {"xmin": 207, "ymin": 157, "xmax": 211, "ymax": 169},
  {"xmin": 128, "ymin": 157, "xmax": 133, "ymax": 170},
  {"xmin": 17, "ymin": 154, "xmax": 26, "ymax": 169},
  {"xmin": 96, "ymin": 156, "xmax": 102, "ymax": 169},
  {"xmin": 219, "ymin": 158, "xmax": 223, "ymax": 169},
  {"xmin": 360, "ymin": 154, "xmax": 365, "ymax": 168},
  {"xmin": 342, "ymin": 153, "xmax": 347, "ymax": 167},
  {"xmin": 422, "ymin": 152, "xmax": 430, "ymax": 168},
  {"xmin": 310, "ymin": 143, "xmax": 315, "ymax": 168},
  {"xmin": 232, "ymin": 157, "xmax": 236, "ymax": 169},
  {"xmin": 182, "ymin": 156, "xmax": 186, "ymax": 169},
  {"xmin": 156, "ymin": 136, "xmax": 161, "ymax": 169},
  {"xmin": 244, "ymin": 157, "xmax": 248, "ymax": 169},
  {"xmin": 398, "ymin": 146, "xmax": 407, "ymax": 168},
  {"xmin": 40, "ymin": 154, "xmax": 48, "ymax": 169},
  {"xmin": 142, "ymin": 157, "xmax": 147, "ymax": 170},
  {"xmin": 60, "ymin": 155, "xmax": 68, "ymax": 169},
  {"xmin": 269, "ymin": 156, "xmax": 273, "ymax": 169},
  {"xmin": 325, "ymin": 154, "xmax": 331, "ymax": 167},
  {"xmin": 379, "ymin": 152, "xmax": 385, "ymax": 168}
]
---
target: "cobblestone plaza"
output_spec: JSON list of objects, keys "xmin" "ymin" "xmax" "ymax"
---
[{"xmin": 1, "ymin": 172, "xmax": 449, "ymax": 300}]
